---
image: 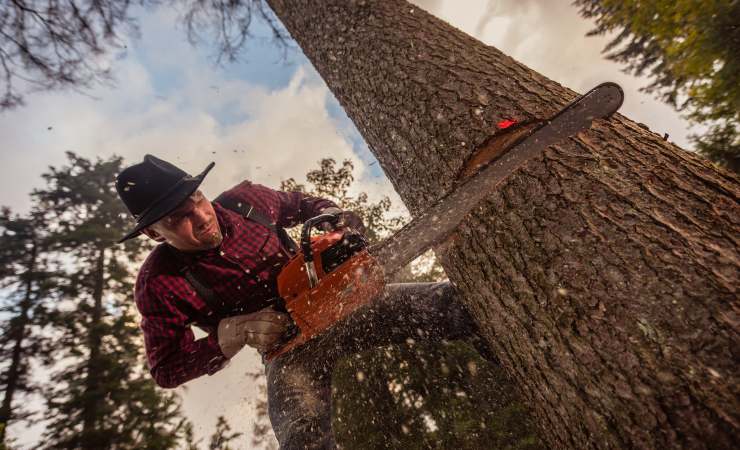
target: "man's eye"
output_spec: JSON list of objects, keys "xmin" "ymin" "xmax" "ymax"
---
[{"xmin": 168, "ymin": 214, "xmax": 186, "ymax": 224}]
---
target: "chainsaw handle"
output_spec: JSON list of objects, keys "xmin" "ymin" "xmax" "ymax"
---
[
  {"xmin": 301, "ymin": 213, "xmax": 340, "ymax": 289},
  {"xmin": 300, "ymin": 213, "xmax": 340, "ymax": 263}
]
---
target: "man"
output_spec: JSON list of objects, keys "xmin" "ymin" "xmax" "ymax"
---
[{"xmin": 116, "ymin": 155, "xmax": 485, "ymax": 449}]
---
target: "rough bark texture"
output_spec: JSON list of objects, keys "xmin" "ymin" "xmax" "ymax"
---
[{"xmin": 265, "ymin": 0, "xmax": 739, "ymax": 448}]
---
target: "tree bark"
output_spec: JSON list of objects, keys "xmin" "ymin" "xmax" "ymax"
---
[
  {"xmin": 0, "ymin": 240, "xmax": 37, "ymax": 444},
  {"xmin": 81, "ymin": 247, "xmax": 106, "ymax": 450},
  {"xmin": 265, "ymin": 0, "xmax": 739, "ymax": 448}
]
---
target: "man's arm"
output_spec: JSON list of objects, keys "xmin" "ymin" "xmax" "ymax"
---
[
  {"xmin": 274, "ymin": 189, "xmax": 338, "ymax": 227},
  {"xmin": 218, "ymin": 180, "xmax": 338, "ymax": 228},
  {"xmin": 218, "ymin": 180, "xmax": 369, "ymax": 238},
  {"xmin": 275, "ymin": 187, "xmax": 366, "ymax": 233},
  {"xmin": 137, "ymin": 282, "xmax": 228, "ymax": 389}
]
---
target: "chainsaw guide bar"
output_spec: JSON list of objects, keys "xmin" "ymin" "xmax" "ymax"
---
[
  {"xmin": 266, "ymin": 82, "xmax": 624, "ymax": 360},
  {"xmin": 370, "ymin": 82, "xmax": 624, "ymax": 276}
]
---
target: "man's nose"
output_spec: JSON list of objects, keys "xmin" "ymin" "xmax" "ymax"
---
[{"xmin": 192, "ymin": 207, "xmax": 210, "ymax": 227}]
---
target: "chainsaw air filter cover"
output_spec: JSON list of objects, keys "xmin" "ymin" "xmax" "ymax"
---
[{"xmin": 320, "ymin": 232, "xmax": 367, "ymax": 273}]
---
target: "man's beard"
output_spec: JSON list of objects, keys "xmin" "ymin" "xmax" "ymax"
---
[
  {"xmin": 201, "ymin": 228, "xmax": 223, "ymax": 248},
  {"xmin": 196, "ymin": 222, "xmax": 223, "ymax": 249}
]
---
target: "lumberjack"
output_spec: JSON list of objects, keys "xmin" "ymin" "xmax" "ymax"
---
[{"xmin": 115, "ymin": 154, "xmax": 483, "ymax": 449}]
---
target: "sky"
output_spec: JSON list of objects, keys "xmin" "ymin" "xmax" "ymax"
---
[{"xmin": 2, "ymin": 0, "xmax": 698, "ymax": 448}]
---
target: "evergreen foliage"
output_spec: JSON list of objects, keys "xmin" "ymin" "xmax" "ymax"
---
[
  {"xmin": 208, "ymin": 416, "xmax": 243, "ymax": 450},
  {"xmin": 575, "ymin": 0, "xmax": 740, "ymax": 172},
  {"xmin": 29, "ymin": 153, "xmax": 190, "ymax": 449},
  {"xmin": 0, "ymin": 209, "xmax": 55, "ymax": 446},
  {"xmin": 332, "ymin": 341, "xmax": 542, "ymax": 449},
  {"xmin": 0, "ymin": 0, "xmax": 151, "ymax": 109},
  {"xmin": 245, "ymin": 370, "xmax": 277, "ymax": 450}
]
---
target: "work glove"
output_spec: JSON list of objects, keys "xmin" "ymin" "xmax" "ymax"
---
[
  {"xmin": 217, "ymin": 308, "xmax": 291, "ymax": 358},
  {"xmin": 319, "ymin": 207, "xmax": 367, "ymax": 235}
]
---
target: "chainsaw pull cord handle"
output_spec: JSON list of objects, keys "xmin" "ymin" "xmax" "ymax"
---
[{"xmin": 301, "ymin": 213, "xmax": 341, "ymax": 288}]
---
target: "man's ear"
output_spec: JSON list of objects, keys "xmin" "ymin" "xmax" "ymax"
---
[{"xmin": 142, "ymin": 226, "xmax": 166, "ymax": 243}]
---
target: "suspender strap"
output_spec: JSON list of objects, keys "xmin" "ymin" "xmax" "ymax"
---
[
  {"xmin": 177, "ymin": 194, "xmax": 298, "ymax": 318},
  {"xmin": 215, "ymin": 194, "xmax": 274, "ymax": 228},
  {"xmin": 182, "ymin": 264, "xmax": 279, "ymax": 318},
  {"xmin": 214, "ymin": 194, "xmax": 299, "ymax": 254},
  {"xmin": 181, "ymin": 266, "xmax": 230, "ymax": 317}
]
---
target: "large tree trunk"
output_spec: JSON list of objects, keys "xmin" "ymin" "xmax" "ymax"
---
[{"xmin": 266, "ymin": 0, "xmax": 739, "ymax": 448}]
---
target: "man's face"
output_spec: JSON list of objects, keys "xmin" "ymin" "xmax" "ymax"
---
[{"xmin": 143, "ymin": 190, "xmax": 223, "ymax": 252}]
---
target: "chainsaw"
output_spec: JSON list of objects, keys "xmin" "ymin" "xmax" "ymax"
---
[{"xmin": 266, "ymin": 82, "xmax": 624, "ymax": 361}]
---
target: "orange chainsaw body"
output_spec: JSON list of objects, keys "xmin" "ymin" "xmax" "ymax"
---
[{"xmin": 265, "ymin": 230, "xmax": 385, "ymax": 360}]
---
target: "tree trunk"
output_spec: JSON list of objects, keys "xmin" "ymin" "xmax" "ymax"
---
[
  {"xmin": 265, "ymin": 0, "xmax": 739, "ymax": 448},
  {"xmin": 81, "ymin": 247, "xmax": 106, "ymax": 450},
  {"xmin": 0, "ymin": 241, "xmax": 37, "ymax": 444}
]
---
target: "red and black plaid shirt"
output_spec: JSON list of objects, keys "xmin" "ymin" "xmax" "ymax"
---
[{"xmin": 134, "ymin": 180, "xmax": 336, "ymax": 388}]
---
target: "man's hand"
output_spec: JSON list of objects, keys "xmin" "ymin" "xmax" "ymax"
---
[
  {"xmin": 319, "ymin": 207, "xmax": 367, "ymax": 235},
  {"xmin": 217, "ymin": 308, "xmax": 291, "ymax": 358}
]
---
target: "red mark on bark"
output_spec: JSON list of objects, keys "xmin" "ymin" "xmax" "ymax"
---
[{"xmin": 497, "ymin": 119, "xmax": 516, "ymax": 129}]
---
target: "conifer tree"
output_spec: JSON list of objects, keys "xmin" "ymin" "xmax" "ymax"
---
[
  {"xmin": 575, "ymin": 0, "xmax": 739, "ymax": 171},
  {"xmin": 0, "ymin": 209, "xmax": 55, "ymax": 446},
  {"xmin": 208, "ymin": 416, "xmax": 243, "ymax": 450},
  {"xmin": 2, "ymin": 1, "xmax": 737, "ymax": 446},
  {"xmin": 33, "ymin": 153, "xmax": 190, "ymax": 449},
  {"xmin": 244, "ymin": 2, "xmax": 740, "ymax": 446}
]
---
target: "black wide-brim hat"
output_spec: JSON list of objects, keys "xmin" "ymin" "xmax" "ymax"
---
[{"xmin": 115, "ymin": 155, "xmax": 215, "ymax": 243}]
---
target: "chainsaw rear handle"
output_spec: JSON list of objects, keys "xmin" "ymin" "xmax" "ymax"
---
[
  {"xmin": 301, "ymin": 213, "xmax": 340, "ymax": 288},
  {"xmin": 301, "ymin": 213, "xmax": 341, "ymax": 261}
]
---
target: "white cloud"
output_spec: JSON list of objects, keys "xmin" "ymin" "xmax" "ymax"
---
[{"xmin": 0, "ymin": 23, "xmax": 390, "ymax": 218}]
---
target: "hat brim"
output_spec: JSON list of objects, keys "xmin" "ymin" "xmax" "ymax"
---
[{"xmin": 118, "ymin": 162, "xmax": 215, "ymax": 243}]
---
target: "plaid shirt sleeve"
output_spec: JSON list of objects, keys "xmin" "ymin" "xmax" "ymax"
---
[
  {"xmin": 222, "ymin": 180, "xmax": 337, "ymax": 227},
  {"xmin": 136, "ymin": 272, "xmax": 227, "ymax": 389}
]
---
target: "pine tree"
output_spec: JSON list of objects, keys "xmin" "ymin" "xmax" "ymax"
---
[
  {"xmin": 243, "ymin": 370, "xmax": 278, "ymax": 450},
  {"xmin": 575, "ymin": 0, "xmax": 740, "ymax": 172},
  {"xmin": 0, "ymin": 208, "xmax": 55, "ymax": 446},
  {"xmin": 332, "ymin": 342, "xmax": 542, "ymax": 449},
  {"xmin": 1, "ymin": 0, "xmax": 737, "ymax": 446},
  {"xmin": 208, "ymin": 415, "xmax": 243, "ymax": 450},
  {"xmin": 33, "ymin": 153, "xmax": 191, "ymax": 449},
  {"xmin": 180, "ymin": 422, "xmax": 202, "ymax": 450}
]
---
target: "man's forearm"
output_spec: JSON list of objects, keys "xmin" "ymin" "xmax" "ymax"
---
[
  {"xmin": 299, "ymin": 195, "xmax": 338, "ymax": 223},
  {"xmin": 149, "ymin": 333, "xmax": 227, "ymax": 388}
]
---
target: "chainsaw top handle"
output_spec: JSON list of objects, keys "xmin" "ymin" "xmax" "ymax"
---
[{"xmin": 301, "ymin": 213, "xmax": 341, "ymax": 263}]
